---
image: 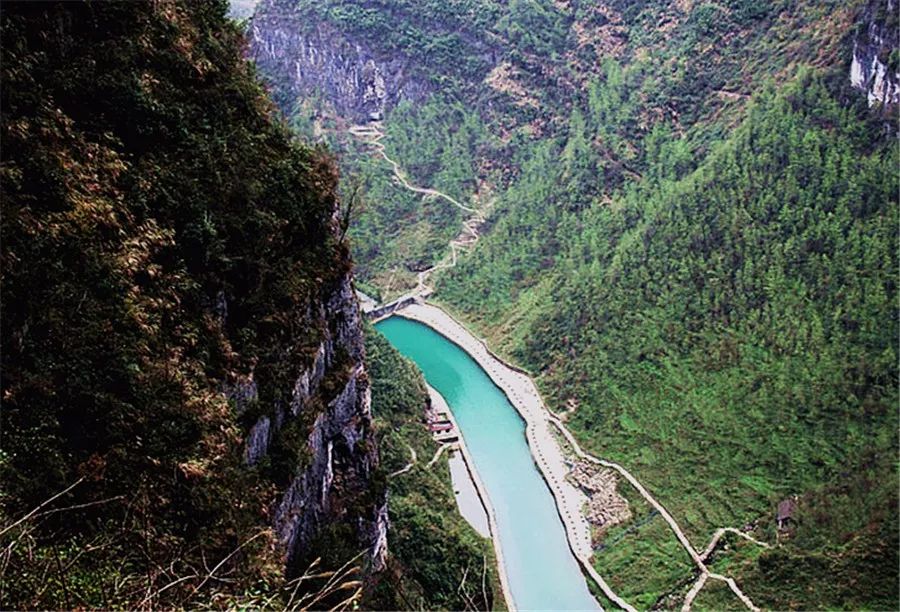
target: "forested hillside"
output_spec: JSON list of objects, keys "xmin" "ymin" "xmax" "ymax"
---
[
  {"xmin": 248, "ymin": 0, "xmax": 898, "ymax": 608},
  {"xmin": 252, "ymin": 0, "xmax": 892, "ymax": 298},
  {"xmin": 1, "ymin": 1, "xmax": 385, "ymax": 608},
  {"xmin": 441, "ymin": 71, "xmax": 898, "ymax": 610}
]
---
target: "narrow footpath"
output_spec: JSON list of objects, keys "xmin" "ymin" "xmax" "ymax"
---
[
  {"xmin": 348, "ymin": 124, "xmax": 479, "ymax": 214},
  {"xmin": 388, "ymin": 443, "xmax": 417, "ymax": 478},
  {"xmin": 426, "ymin": 443, "xmax": 451, "ymax": 468},
  {"xmin": 348, "ymin": 123, "xmax": 487, "ymax": 298}
]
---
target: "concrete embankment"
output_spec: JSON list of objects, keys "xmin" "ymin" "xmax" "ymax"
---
[
  {"xmin": 425, "ymin": 385, "xmax": 516, "ymax": 611},
  {"xmin": 363, "ymin": 295, "xmax": 424, "ymax": 322},
  {"xmin": 395, "ymin": 303, "xmax": 636, "ymax": 612}
]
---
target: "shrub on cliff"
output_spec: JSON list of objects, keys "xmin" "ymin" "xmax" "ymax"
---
[{"xmin": 1, "ymin": 0, "xmax": 353, "ymax": 607}]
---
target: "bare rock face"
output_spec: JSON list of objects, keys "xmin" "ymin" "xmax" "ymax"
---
[
  {"xmin": 245, "ymin": 415, "xmax": 271, "ymax": 465},
  {"xmin": 850, "ymin": 0, "xmax": 899, "ymax": 107},
  {"xmin": 568, "ymin": 462, "xmax": 631, "ymax": 542},
  {"xmin": 270, "ymin": 274, "xmax": 386, "ymax": 572},
  {"xmin": 248, "ymin": 0, "xmax": 430, "ymax": 122},
  {"xmin": 233, "ymin": 0, "xmax": 398, "ymax": 571},
  {"xmin": 222, "ymin": 245, "xmax": 387, "ymax": 574}
]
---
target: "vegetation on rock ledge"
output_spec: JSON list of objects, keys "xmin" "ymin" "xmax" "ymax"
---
[{"xmin": 1, "ymin": 1, "xmax": 364, "ymax": 607}]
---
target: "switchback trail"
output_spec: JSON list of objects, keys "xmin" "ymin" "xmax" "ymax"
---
[
  {"xmin": 348, "ymin": 123, "xmax": 479, "ymax": 214},
  {"xmin": 353, "ymin": 122, "xmax": 768, "ymax": 612},
  {"xmin": 388, "ymin": 443, "xmax": 417, "ymax": 478},
  {"xmin": 546, "ymin": 413, "xmax": 767, "ymax": 611},
  {"xmin": 348, "ymin": 123, "xmax": 487, "ymax": 297}
]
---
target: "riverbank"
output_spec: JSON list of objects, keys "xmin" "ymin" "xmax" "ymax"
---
[
  {"xmin": 394, "ymin": 303, "xmax": 636, "ymax": 611},
  {"xmin": 426, "ymin": 385, "xmax": 516, "ymax": 610}
]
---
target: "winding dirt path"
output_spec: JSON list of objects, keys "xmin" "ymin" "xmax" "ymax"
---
[
  {"xmin": 547, "ymin": 413, "xmax": 766, "ymax": 611},
  {"xmin": 352, "ymin": 122, "xmax": 768, "ymax": 612},
  {"xmin": 681, "ymin": 572, "xmax": 709, "ymax": 612},
  {"xmin": 426, "ymin": 443, "xmax": 452, "ymax": 468},
  {"xmin": 348, "ymin": 123, "xmax": 487, "ymax": 297},
  {"xmin": 388, "ymin": 443, "xmax": 417, "ymax": 478},
  {"xmin": 700, "ymin": 527, "xmax": 771, "ymax": 562},
  {"xmin": 348, "ymin": 123, "xmax": 479, "ymax": 214}
]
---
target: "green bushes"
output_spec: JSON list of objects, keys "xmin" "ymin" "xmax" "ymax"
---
[
  {"xmin": 1, "ymin": 0, "xmax": 354, "ymax": 607},
  {"xmin": 439, "ymin": 70, "xmax": 898, "ymax": 609}
]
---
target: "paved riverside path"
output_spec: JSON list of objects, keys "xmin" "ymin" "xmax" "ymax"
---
[
  {"xmin": 398, "ymin": 302, "xmax": 767, "ymax": 612},
  {"xmin": 398, "ymin": 304, "xmax": 636, "ymax": 612},
  {"xmin": 352, "ymin": 119, "xmax": 765, "ymax": 612}
]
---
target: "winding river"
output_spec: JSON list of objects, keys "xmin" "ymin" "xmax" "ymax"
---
[{"xmin": 376, "ymin": 316, "xmax": 600, "ymax": 611}]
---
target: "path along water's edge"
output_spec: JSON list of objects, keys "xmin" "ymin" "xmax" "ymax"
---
[
  {"xmin": 425, "ymin": 385, "xmax": 516, "ymax": 611},
  {"xmin": 394, "ymin": 303, "xmax": 636, "ymax": 612},
  {"xmin": 352, "ymin": 116, "xmax": 764, "ymax": 611}
]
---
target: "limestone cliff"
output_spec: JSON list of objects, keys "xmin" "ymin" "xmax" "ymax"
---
[
  {"xmin": 248, "ymin": 0, "xmax": 431, "ymax": 121},
  {"xmin": 850, "ymin": 0, "xmax": 899, "ymax": 106},
  {"xmin": 0, "ymin": 1, "xmax": 387, "ymax": 606},
  {"xmin": 232, "ymin": 271, "xmax": 387, "ymax": 572}
]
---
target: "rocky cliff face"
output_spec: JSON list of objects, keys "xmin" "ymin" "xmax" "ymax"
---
[
  {"xmin": 1, "ymin": 1, "xmax": 387, "ymax": 605},
  {"xmin": 248, "ymin": 0, "xmax": 430, "ymax": 122},
  {"xmin": 850, "ymin": 0, "xmax": 899, "ymax": 106},
  {"xmin": 230, "ymin": 271, "xmax": 388, "ymax": 573}
]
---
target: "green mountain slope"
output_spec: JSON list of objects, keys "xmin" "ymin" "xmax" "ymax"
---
[
  {"xmin": 441, "ymin": 71, "xmax": 898, "ymax": 610},
  {"xmin": 252, "ymin": 0, "xmax": 881, "ymax": 296},
  {"xmin": 246, "ymin": 0, "xmax": 898, "ymax": 609},
  {"xmin": 1, "ymin": 1, "xmax": 381, "ymax": 607}
]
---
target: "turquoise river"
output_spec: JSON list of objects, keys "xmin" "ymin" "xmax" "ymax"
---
[{"xmin": 376, "ymin": 316, "xmax": 600, "ymax": 611}]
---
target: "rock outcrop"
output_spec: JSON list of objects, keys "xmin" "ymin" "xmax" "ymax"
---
[
  {"xmin": 568, "ymin": 461, "xmax": 631, "ymax": 541},
  {"xmin": 850, "ymin": 0, "xmax": 899, "ymax": 106},
  {"xmin": 270, "ymin": 275, "xmax": 388, "ymax": 572},
  {"xmin": 248, "ymin": 0, "xmax": 431, "ymax": 121},
  {"xmin": 226, "ymin": 241, "xmax": 387, "ymax": 572}
]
